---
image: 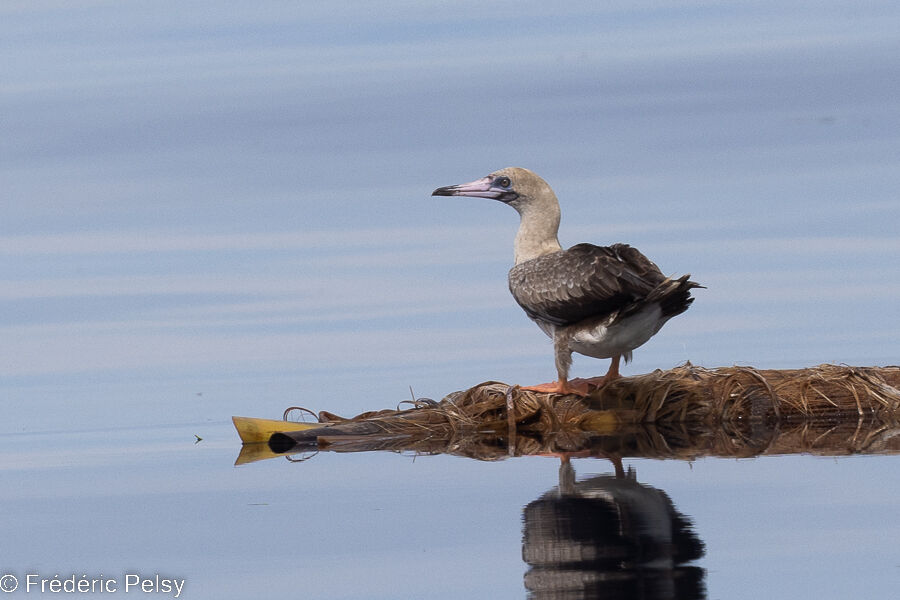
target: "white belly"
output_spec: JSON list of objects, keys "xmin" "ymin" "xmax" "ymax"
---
[{"xmin": 568, "ymin": 304, "xmax": 666, "ymax": 360}]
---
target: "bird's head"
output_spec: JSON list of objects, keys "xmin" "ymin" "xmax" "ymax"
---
[{"xmin": 431, "ymin": 167, "xmax": 556, "ymax": 214}]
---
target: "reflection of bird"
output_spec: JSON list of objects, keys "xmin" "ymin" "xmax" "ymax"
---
[
  {"xmin": 433, "ymin": 167, "xmax": 701, "ymax": 394},
  {"xmin": 522, "ymin": 462, "xmax": 706, "ymax": 599}
]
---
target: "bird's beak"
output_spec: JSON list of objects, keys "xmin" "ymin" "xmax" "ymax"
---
[{"xmin": 432, "ymin": 176, "xmax": 514, "ymax": 201}]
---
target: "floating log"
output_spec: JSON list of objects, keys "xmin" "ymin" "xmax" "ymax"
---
[{"xmin": 233, "ymin": 364, "xmax": 900, "ymax": 463}]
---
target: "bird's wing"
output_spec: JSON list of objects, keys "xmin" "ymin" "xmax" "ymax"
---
[{"xmin": 507, "ymin": 243, "xmax": 667, "ymax": 327}]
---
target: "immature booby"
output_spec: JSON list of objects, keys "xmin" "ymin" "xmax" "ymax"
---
[{"xmin": 433, "ymin": 167, "xmax": 701, "ymax": 395}]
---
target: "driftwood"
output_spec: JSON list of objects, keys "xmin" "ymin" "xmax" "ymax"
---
[{"xmin": 246, "ymin": 364, "xmax": 900, "ymax": 464}]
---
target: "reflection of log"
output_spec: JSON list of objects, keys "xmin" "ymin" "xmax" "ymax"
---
[
  {"xmin": 247, "ymin": 365, "xmax": 900, "ymax": 463},
  {"xmin": 257, "ymin": 418, "xmax": 900, "ymax": 464}
]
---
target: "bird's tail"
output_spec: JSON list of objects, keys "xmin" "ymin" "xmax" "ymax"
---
[{"xmin": 650, "ymin": 274, "xmax": 704, "ymax": 318}]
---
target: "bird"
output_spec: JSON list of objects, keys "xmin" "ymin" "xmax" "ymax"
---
[{"xmin": 432, "ymin": 167, "xmax": 702, "ymax": 395}]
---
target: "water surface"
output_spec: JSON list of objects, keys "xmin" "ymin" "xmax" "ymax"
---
[{"xmin": 2, "ymin": 1, "xmax": 899, "ymax": 598}]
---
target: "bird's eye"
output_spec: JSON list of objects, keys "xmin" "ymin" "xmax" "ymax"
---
[{"xmin": 496, "ymin": 176, "xmax": 511, "ymax": 188}]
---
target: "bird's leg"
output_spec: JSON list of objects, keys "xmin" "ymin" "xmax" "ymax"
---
[
  {"xmin": 577, "ymin": 355, "xmax": 623, "ymax": 390},
  {"xmin": 607, "ymin": 354, "xmax": 621, "ymax": 379},
  {"xmin": 558, "ymin": 454, "xmax": 576, "ymax": 496},
  {"xmin": 554, "ymin": 338, "xmax": 573, "ymax": 387},
  {"xmin": 609, "ymin": 454, "xmax": 625, "ymax": 478},
  {"xmin": 519, "ymin": 378, "xmax": 585, "ymax": 395},
  {"xmin": 520, "ymin": 335, "xmax": 589, "ymax": 395}
]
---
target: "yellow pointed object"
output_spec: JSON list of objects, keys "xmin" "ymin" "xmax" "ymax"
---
[
  {"xmin": 232, "ymin": 416, "xmax": 324, "ymax": 444},
  {"xmin": 234, "ymin": 442, "xmax": 284, "ymax": 465}
]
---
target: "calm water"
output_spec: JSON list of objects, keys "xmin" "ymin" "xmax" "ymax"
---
[
  {"xmin": 2, "ymin": 423, "xmax": 899, "ymax": 599},
  {"xmin": 2, "ymin": 2, "xmax": 899, "ymax": 598}
]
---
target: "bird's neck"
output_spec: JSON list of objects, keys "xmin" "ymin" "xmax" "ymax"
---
[{"xmin": 513, "ymin": 202, "xmax": 562, "ymax": 264}]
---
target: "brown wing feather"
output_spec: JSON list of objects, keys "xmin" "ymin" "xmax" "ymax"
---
[{"xmin": 507, "ymin": 243, "xmax": 669, "ymax": 327}]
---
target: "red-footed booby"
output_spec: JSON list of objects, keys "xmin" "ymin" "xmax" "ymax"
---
[{"xmin": 433, "ymin": 167, "xmax": 702, "ymax": 395}]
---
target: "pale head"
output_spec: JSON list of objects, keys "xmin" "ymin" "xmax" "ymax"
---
[
  {"xmin": 432, "ymin": 167, "xmax": 562, "ymax": 264},
  {"xmin": 432, "ymin": 167, "xmax": 556, "ymax": 214}
]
